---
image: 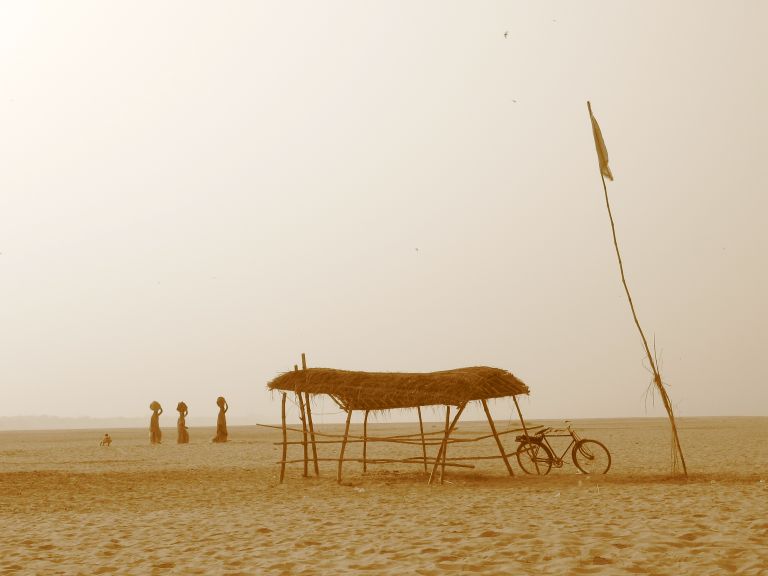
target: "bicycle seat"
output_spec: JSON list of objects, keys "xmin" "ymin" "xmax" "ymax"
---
[
  {"xmin": 538, "ymin": 427, "xmax": 552, "ymax": 434},
  {"xmin": 516, "ymin": 434, "xmax": 543, "ymax": 443}
]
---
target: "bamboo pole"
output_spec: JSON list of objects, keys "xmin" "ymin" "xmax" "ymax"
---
[
  {"xmin": 304, "ymin": 393, "xmax": 320, "ymax": 477},
  {"xmin": 337, "ymin": 410, "xmax": 353, "ymax": 484},
  {"xmin": 259, "ymin": 423, "xmax": 540, "ymax": 443},
  {"xmin": 328, "ymin": 394, "xmax": 346, "ymax": 411},
  {"xmin": 428, "ymin": 403, "xmax": 467, "ymax": 485},
  {"xmin": 298, "ymin": 355, "xmax": 320, "ymax": 477},
  {"xmin": 293, "ymin": 365, "xmax": 309, "ymax": 477},
  {"xmin": 296, "ymin": 391, "xmax": 309, "ymax": 477},
  {"xmin": 481, "ymin": 399, "xmax": 514, "ymax": 476},
  {"xmin": 275, "ymin": 438, "xmax": 445, "ymax": 446},
  {"xmin": 511, "ymin": 395, "xmax": 531, "ymax": 438},
  {"xmin": 588, "ymin": 102, "xmax": 687, "ymax": 475},
  {"xmin": 281, "ymin": 457, "xmax": 475, "ymax": 469},
  {"xmin": 417, "ymin": 406, "xmax": 428, "ymax": 473},
  {"xmin": 439, "ymin": 405, "xmax": 450, "ymax": 483},
  {"xmin": 512, "ymin": 394, "xmax": 539, "ymax": 474},
  {"xmin": 362, "ymin": 410, "xmax": 369, "ymax": 473},
  {"xmin": 279, "ymin": 393, "xmax": 287, "ymax": 483}
]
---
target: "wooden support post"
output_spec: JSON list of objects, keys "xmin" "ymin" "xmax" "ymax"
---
[
  {"xmin": 337, "ymin": 409, "xmax": 353, "ymax": 484},
  {"xmin": 305, "ymin": 393, "xmax": 320, "ymax": 477},
  {"xmin": 363, "ymin": 410, "xmax": 369, "ymax": 473},
  {"xmin": 417, "ymin": 407, "xmax": 428, "ymax": 473},
  {"xmin": 428, "ymin": 403, "xmax": 466, "ymax": 485},
  {"xmin": 296, "ymin": 392, "xmax": 308, "ymax": 477},
  {"xmin": 512, "ymin": 394, "xmax": 531, "ymax": 439},
  {"xmin": 279, "ymin": 393, "xmax": 288, "ymax": 483},
  {"xmin": 482, "ymin": 399, "xmax": 514, "ymax": 476},
  {"xmin": 297, "ymin": 355, "xmax": 319, "ymax": 477},
  {"xmin": 512, "ymin": 394, "xmax": 538, "ymax": 474},
  {"xmin": 439, "ymin": 406, "xmax": 450, "ymax": 483}
]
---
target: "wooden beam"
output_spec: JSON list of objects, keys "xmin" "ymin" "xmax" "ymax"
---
[
  {"xmin": 428, "ymin": 403, "xmax": 467, "ymax": 485},
  {"xmin": 304, "ymin": 393, "xmax": 320, "ymax": 476},
  {"xmin": 280, "ymin": 457, "xmax": 475, "ymax": 469},
  {"xmin": 296, "ymin": 391, "xmax": 309, "ymax": 477},
  {"xmin": 417, "ymin": 406, "xmax": 428, "ymax": 473},
  {"xmin": 482, "ymin": 399, "xmax": 514, "ymax": 476},
  {"xmin": 337, "ymin": 410, "xmax": 353, "ymax": 484},
  {"xmin": 363, "ymin": 410, "xmax": 369, "ymax": 473},
  {"xmin": 439, "ymin": 405, "xmax": 450, "ymax": 483},
  {"xmin": 279, "ymin": 393, "xmax": 287, "ymax": 483},
  {"xmin": 512, "ymin": 394, "xmax": 539, "ymax": 474}
]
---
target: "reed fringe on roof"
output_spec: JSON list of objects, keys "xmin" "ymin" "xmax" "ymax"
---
[{"xmin": 267, "ymin": 366, "xmax": 529, "ymax": 411}]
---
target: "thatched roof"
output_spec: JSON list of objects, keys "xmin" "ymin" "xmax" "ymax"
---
[{"xmin": 267, "ymin": 366, "xmax": 529, "ymax": 411}]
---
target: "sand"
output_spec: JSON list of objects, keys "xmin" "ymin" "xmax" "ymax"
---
[{"xmin": 1, "ymin": 416, "xmax": 766, "ymax": 575}]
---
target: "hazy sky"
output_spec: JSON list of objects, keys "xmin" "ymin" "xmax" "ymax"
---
[{"xmin": 1, "ymin": 1, "xmax": 766, "ymax": 426}]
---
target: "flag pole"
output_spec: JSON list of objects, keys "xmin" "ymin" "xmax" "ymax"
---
[{"xmin": 589, "ymin": 102, "xmax": 687, "ymax": 476}]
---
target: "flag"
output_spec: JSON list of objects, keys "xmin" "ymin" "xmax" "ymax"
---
[{"xmin": 587, "ymin": 101, "xmax": 613, "ymax": 181}]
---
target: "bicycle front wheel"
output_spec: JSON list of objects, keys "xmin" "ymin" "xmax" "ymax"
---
[
  {"xmin": 516, "ymin": 440, "xmax": 553, "ymax": 475},
  {"xmin": 572, "ymin": 439, "xmax": 611, "ymax": 474}
]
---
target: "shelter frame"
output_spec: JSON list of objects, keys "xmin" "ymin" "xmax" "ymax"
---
[{"xmin": 262, "ymin": 354, "xmax": 534, "ymax": 484}]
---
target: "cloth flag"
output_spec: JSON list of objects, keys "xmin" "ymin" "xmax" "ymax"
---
[{"xmin": 587, "ymin": 101, "xmax": 613, "ymax": 181}]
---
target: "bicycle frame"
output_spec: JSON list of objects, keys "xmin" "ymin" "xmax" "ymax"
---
[
  {"xmin": 516, "ymin": 423, "xmax": 611, "ymax": 475},
  {"xmin": 527, "ymin": 427, "xmax": 581, "ymax": 468}
]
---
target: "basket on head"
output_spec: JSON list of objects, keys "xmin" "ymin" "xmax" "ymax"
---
[
  {"xmin": 177, "ymin": 401, "xmax": 187, "ymax": 413},
  {"xmin": 216, "ymin": 396, "xmax": 226, "ymax": 408},
  {"xmin": 150, "ymin": 401, "xmax": 161, "ymax": 411}
]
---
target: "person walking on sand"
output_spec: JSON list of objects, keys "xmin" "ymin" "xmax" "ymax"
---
[
  {"xmin": 100, "ymin": 433, "xmax": 112, "ymax": 446},
  {"xmin": 177, "ymin": 401, "xmax": 189, "ymax": 444},
  {"xmin": 212, "ymin": 396, "xmax": 228, "ymax": 443},
  {"xmin": 149, "ymin": 401, "xmax": 163, "ymax": 444}
]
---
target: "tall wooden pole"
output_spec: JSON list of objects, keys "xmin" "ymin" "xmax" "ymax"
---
[
  {"xmin": 481, "ymin": 399, "xmax": 514, "ymax": 476},
  {"xmin": 337, "ymin": 409, "xmax": 353, "ymax": 484},
  {"xmin": 279, "ymin": 393, "xmax": 288, "ymax": 483},
  {"xmin": 417, "ymin": 407, "xmax": 428, "ymax": 473},
  {"xmin": 588, "ymin": 101, "xmax": 687, "ymax": 475}
]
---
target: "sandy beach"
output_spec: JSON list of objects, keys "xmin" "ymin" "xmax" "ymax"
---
[{"xmin": 0, "ymin": 416, "xmax": 766, "ymax": 575}]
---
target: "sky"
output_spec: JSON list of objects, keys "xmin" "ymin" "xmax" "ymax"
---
[{"xmin": 1, "ymin": 1, "xmax": 766, "ymax": 427}]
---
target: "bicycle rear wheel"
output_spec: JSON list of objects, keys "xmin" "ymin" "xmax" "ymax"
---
[
  {"xmin": 572, "ymin": 439, "xmax": 611, "ymax": 474},
  {"xmin": 516, "ymin": 440, "xmax": 553, "ymax": 475}
]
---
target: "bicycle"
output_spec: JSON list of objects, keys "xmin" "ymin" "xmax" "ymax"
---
[{"xmin": 515, "ymin": 422, "xmax": 611, "ymax": 475}]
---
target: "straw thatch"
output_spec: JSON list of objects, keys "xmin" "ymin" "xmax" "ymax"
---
[{"xmin": 267, "ymin": 366, "xmax": 529, "ymax": 411}]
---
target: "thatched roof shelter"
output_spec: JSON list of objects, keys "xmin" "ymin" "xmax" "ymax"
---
[{"xmin": 267, "ymin": 366, "xmax": 529, "ymax": 411}]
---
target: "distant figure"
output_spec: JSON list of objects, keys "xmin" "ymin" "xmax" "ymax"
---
[
  {"xmin": 212, "ymin": 396, "xmax": 228, "ymax": 443},
  {"xmin": 100, "ymin": 433, "xmax": 112, "ymax": 447},
  {"xmin": 177, "ymin": 401, "xmax": 189, "ymax": 444},
  {"xmin": 149, "ymin": 401, "xmax": 163, "ymax": 444}
]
